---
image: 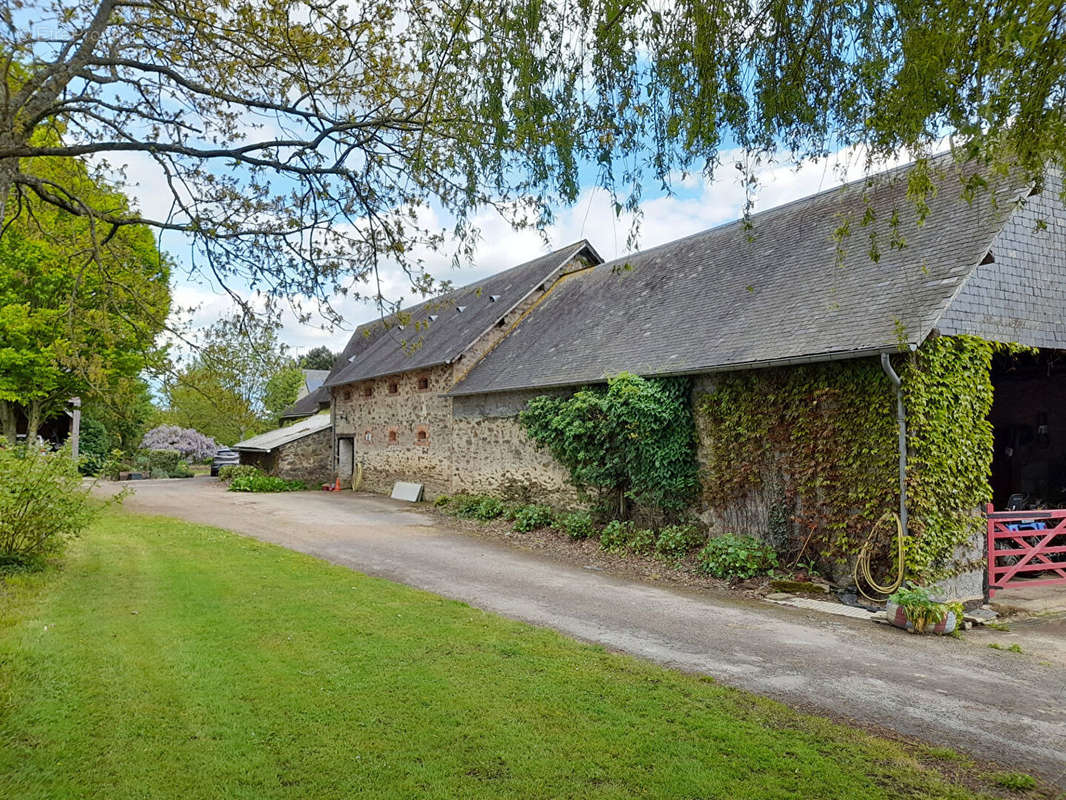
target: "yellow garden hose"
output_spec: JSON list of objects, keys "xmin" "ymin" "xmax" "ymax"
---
[{"xmin": 853, "ymin": 511, "xmax": 906, "ymax": 601}]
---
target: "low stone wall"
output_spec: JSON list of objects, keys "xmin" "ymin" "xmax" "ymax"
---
[
  {"xmin": 274, "ymin": 428, "xmax": 333, "ymax": 485},
  {"xmin": 450, "ymin": 390, "xmax": 580, "ymax": 507}
]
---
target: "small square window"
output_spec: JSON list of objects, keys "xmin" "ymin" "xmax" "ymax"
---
[
  {"xmin": 417, "ymin": 376, "xmax": 429, "ymax": 391},
  {"xmin": 364, "ymin": 430, "xmax": 372, "ymax": 443},
  {"xmin": 363, "ymin": 386, "xmax": 372, "ymax": 398},
  {"xmin": 387, "ymin": 429, "xmax": 398, "ymax": 444},
  {"xmin": 416, "ymin": 429, "xmax": 429, "ymax": 445},
  {"xmin": 388, "ymin": 381, "xmax": 399, "ymax": 394}
]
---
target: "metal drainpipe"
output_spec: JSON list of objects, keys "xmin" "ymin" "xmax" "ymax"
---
[{"xmin": 880, "ymin": 353, "xmax": 909, "ymax": 535}]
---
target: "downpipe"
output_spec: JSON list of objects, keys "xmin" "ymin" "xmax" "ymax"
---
[{"xmin": 880, "ymin": 353, "xmax": 909, "ymax": 536}]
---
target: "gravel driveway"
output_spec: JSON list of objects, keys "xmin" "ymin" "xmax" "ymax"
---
[{"xmin": 105, "ymin": 477, "xmax": 1066, "ymax": 787}]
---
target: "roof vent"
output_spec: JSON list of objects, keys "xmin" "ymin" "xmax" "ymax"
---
[
  {"xmin": 456, "ymin": 305, "xmax": 466, "ymax": 313},
  {"xmin": 489, "ymin": 295, "xmax": 500, "ymax": 302},
  {"xmin": 980, "ymin": 250, "xmax": 995, "ymax": 265},
  {"xmin": 396, "ymin": 325, "xmax": 405, "ymax": 331},
  {"xmin": 347, "ymin": 355, "xmax": 357, "ymax": 362},
  {"xmin": 428, "ymin": 314, "xmax": 438, "ymax": 322}
]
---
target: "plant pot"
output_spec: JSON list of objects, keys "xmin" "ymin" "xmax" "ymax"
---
[{"xmin": 885, "ymin": 600, "xmax": 958, "ymax": 635}]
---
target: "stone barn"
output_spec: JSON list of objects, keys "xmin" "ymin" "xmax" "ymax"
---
[{"xmin": 232, "ymin": 413, "xmax": 333, "ymax": 485}]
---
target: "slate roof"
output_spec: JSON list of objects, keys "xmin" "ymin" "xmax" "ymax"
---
[
  {"xmin": 324, "ymin": 241, "xmax": 600, "ymax": 387},
  {"xmin": 279, "ymin": 385, "xmax": 330, "ymax": 420},
  {"xmin": 233, "ymin": 412, "xmax": 331, "ymax": 453},
  {"xmin": 301, "ymin": 369, "xmax": 329, "ymax": 396},
  {"xmin": 451, "ymin": 155, "xmax": 1031, "ymax": 396}
]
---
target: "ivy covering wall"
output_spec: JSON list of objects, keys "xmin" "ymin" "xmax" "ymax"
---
[
  {"xmin": 519, "ymin": 373, "xmax": 699, "ymax": 520},
  {"xmin": 696, "ymin": 335, "xmax": 999, "ymax": 581}
]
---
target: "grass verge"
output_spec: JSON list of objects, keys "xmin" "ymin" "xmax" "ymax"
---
[{"xmin": 0, "ymin": 510, "xmax": 1041, "ymax": 799}]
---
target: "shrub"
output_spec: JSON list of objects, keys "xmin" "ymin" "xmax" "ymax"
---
[
  {"xmin": 229, "ymin": 474, "xmax": 305, "ymax": 492},
  {"xmin": 629, "ymin": 527, "xmax": 657, "ymax": 555},
  {"xmin": 513, "ymin": 504, "xmax": 554, "ymax": 532},
  {"xmin": 0, "ymin": 445, "xmax": 99, "ymax": 569},
  {"xmin": 696, "ymin": 534, "xmax": 778, "ymax": 579},
  {"xmin": 559, "ymin": 511, "xmax": 594, "ymax": 540},
  {"xmin": 150, "ymin": 467, "xmax": 170, "ymax": 480},
  {"xmin": 145, "ymin": 449, "xmax": 183, "ymax": 475},
  {"xmin": 170, "ymin": 461, "xmax": 194, "ymax": 478},
  {"xmin": 473, "ymin": 497, "xmax": 504, "ymax": 520},
  {"xmin": 600, "ymin": 520, "xmax": 634, "ymax": 552},
  {"xmin": 449, "ymin": 494, "xmax": 484, "ymax": 518},
  {"xmin": 78, "ymin": 417, "xmax": 110, "ymax": 476},
  {"xmin": 433, "ymin": 494, "xmax": 451, "ymax": 508},
  {"xmin": 218, "ymin": 464, "xmax": 261, "ymax": 482},
  {"xmin": 140, "ymin": 425, "xmax": 218, "ymax": 462},
  {"xmin": 655, "ymin": 524, "xmax": 706, "ymax": 561}
]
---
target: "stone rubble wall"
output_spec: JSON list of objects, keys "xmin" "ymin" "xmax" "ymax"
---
[{"xmin": 274, "ymin": 427, "xmax": 334, "ymax": 486}]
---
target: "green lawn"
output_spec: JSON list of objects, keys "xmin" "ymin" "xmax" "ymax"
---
[{"xmin": 0, "ymin": 510, "xmax": 1024, "ymax": 799}]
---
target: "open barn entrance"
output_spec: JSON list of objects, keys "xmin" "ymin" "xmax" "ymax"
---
[
  {"xmin": 990, "ymin": 349, "xmax": 1066, "ymax": 510},
  {"xmin": 987, "ymin": 349, "xmax": 1066, "ymax": 598}
]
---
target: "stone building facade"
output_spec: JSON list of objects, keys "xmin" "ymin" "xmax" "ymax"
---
[
  {"xmin": 324, "ymin": 242, "xmax": 601, "ymax": 500},
  {"xmin": 233, "ymin": 415, "xmax": 334, "ymax": 486}
]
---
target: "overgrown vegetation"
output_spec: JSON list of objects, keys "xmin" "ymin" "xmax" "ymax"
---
[
  {"xmin": 217, "ymin": 465, "xmax": 261, "ymax": 483},
  {"xmin": 102, "ymin": 448, "xmax": 197, "ymax": 480},
  {"xmin": 0, "ymin": 445, "xmax": 100, "ymax": 569},
  {"xmin": 696, "ymin": 336, "xmax": 1006, "ymax": 582},
  {"xmin": 520, "ymin": 374, "xmax": 699, "ymax": 522},
  {"xmin": 512, "ymin": 505, "xmax": 555, "ymax": 533},
  {"xmin": 696, "ymin": 535, "xmax": 779, "ymax": 580},
  {"xmin": 0, "ymin": 510, "xmax": 1010, "ymax": 798},
  {"xmin": 228, "ymin": 474, "xmax": 305, "ymax": 493}
]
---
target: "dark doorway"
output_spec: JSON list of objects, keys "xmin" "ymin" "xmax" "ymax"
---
[{"xmin": 989, "ymin": 349, "xmax": 1066, "ymax": 509}]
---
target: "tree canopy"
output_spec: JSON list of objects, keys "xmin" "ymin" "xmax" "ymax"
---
[
  {"xmin": 162, "ymin": 314, "xmax": 293, "ymax": 444},
  {"xmin": 2, "ymin": 0, "xmax": 1062, "ymax": 316},
  {"xmin": 298, "ymin": 346, "xmax": 338, "ymax": 372},
  {"xmin": 0, "ymin": 153, "xmax": 170, "ymax": 442}
]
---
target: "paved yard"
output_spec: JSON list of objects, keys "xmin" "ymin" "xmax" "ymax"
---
[{"xmin": 107, "ymin": 477, "xmax": 1066, "ymax": 787}]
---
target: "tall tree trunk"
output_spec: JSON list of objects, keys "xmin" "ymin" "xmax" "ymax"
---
[
  {"xmin": 0, "ymin": 155, "xmax": 15, "ymax": 223},
  {"xmin": 26, "ymin": 399, "xmax": 41, "ymax": 443},
  {"xmin": 0, "ymin": 400, "xmax": 17, "ymax": 444}
]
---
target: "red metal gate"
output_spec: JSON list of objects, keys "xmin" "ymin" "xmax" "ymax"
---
[{"xmin": 986, "ymin": 504, "xmax": 1066, "ymax": 597}]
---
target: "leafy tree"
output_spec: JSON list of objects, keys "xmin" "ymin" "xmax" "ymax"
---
[
  {"xmin": 162, "ymin": 314, "xmax": 290, "ymax": 443},
  {"xmin": 298, "ymin": 347, "xmax": 337, "ymax": 372},
  {"xmin": 263, "ymin": 367, "xmax": 306, "ymax": 422},
  {"xmin": 0, "ymin": 155, "xmax": 170, "ymax": 443},
  {"xmin": 3, "ymin": 0, "xmax": 1061, "ymax": 314}
]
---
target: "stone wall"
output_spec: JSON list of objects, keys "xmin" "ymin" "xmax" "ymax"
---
[
  {"xmin": 451, "ymin": 390, "xmax": 580, "ymax": 506},
  {"xmin": 332, "ymin": 364, "xmax": 455, "ymax": 497},
  {"xmin": 275, "ymin": 427, "xmax": 333, "ymax": 485}
]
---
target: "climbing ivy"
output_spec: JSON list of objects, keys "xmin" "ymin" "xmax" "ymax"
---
[
  {"xmin": 696, "ymin": 335, "xmax": 1008, "ymax": 582},
  {"xmin": 902, "ymin": 335, "xmax": 998, "ymax": 580},
  {"xmin": 519, "ymin": 373, "xmax": 699, "ymax": 520},
  {"xmin": 697, "ymin": 360, "xmax": 898, "ymax": 567}
]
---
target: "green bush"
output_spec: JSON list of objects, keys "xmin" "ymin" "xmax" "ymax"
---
[
  {"xmin": 229, "ymin": 474, "xmax": 305, "ymax": 493},
  {"xmin": 145, "ymin": 449, "xmax": 183, "ymax": 475},
  {"xmin": 217, "ymin": 465, "xmax": 260, "ymax": 482},
  {"xmin": 150, "ymin": 467, "xmax": 169, "ymax": 480},
  {"xmin": 559, "ymin": 511, "xmax": 594, "ymax": 540},
  {"xmin": 169, "ymin": 461, "xmax": 194, "ymax": 478},
  {"xmin": 433, "ymin": 494, "xmax": 451, "ymax": 508},
  {"xmin": 990, "ymin": 772, "xmax": 1037, "ymax": 791},
  {"xmin": 78, "ymin": 417, "xmax": 110, "ymax": 476},
  {"xmin": 600, "ymin": 520, "xmax": 634, "ymax": 552},
  {"xmin": 0, "ymin": 445, "xmax": 100, "ymax": 569},
  {"xmin": 513, "ymin": 504, "xmax": 554, "ymax": 533},
  {"xmin": 629, "ymin": 527, "xmax": 657, "ymax": 555},
  {"xmin": 449, "ymin": 494, "xmax": 484, "ymax": 518},
  {"xmin": 696, "ymin": 534, "xmax": 778, "ymax": 579},
  {"xmin": 655, "ymin": 524, "xmax": 706, "ymax": 560},
  {"xmin": 473, "ymin": 497, "xmax": 504, "ymax": 520}
]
